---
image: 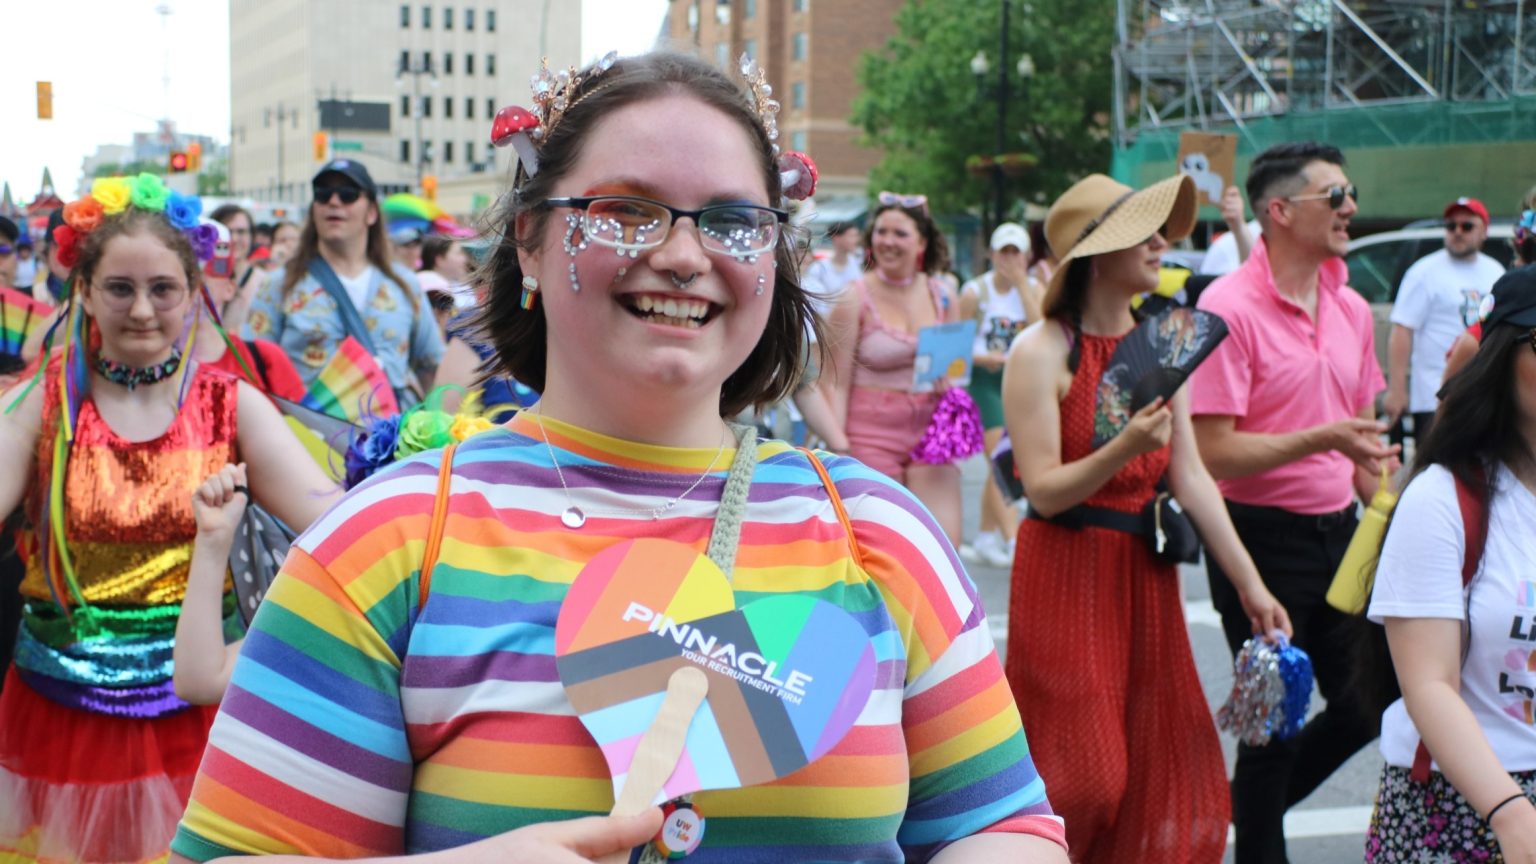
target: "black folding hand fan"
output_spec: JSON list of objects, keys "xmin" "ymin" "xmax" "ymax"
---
[
  {"xmin": 230, "ymin": 502, "xmax": 298, "ymax": 627},
  {"xmin": 1090, "ymin": 307, "xmax": 1229, "ymax": 448}
]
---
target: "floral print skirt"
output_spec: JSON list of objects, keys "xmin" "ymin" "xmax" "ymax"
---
[{"xmin": 1365, "ymin": 763, "xmax": 1536, "ymax": 862}]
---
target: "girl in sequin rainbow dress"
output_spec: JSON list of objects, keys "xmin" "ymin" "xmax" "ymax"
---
[{"xmin": 0, "ymin": 178, "xmax": 340, "ymax": 864}]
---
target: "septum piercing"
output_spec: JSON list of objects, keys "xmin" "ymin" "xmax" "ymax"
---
[{"xmin": 670, "ymin": 271, "xmax": 699, "ymax": 289}]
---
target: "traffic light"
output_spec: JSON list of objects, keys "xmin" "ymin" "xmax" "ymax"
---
[
  {"xmin": 168, "ymin": 151, "xmax": 190, "ymax": 173},
  {"xmin": 186, "ymin": 141, "xmax": 202, "ymax": 171},
  {"xmin": 422, "ymin": 175, "xmax": 438, "ymax": 201},
  {"xmin": 313, "ymin": 132, "xmax": 328, "ymax": 161},
  {"xmin": 36, "ymin": 82, "xmax": 52, "ymax": 120}
]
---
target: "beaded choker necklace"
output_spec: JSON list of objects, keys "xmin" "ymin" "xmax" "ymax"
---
[{"xmin": 94, "ymin": 352, "xmax": 182, "ymax": 390}]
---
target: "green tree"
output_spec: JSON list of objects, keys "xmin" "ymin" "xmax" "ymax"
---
[
  {"xmin": 91, "ymin": 158, "xmax": 169, "ymax": 178},
  {"xmin": 197, "ymin": 159, "xmax": 230, "ymax": 196},
  {"xmin": 852, "ymin": 0, "xmax": 1115, "ymax": 223}
]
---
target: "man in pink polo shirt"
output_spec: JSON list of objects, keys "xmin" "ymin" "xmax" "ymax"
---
[{"xmin": 1191, "ymin": 141, "xmax": 1400, "ymax": 864}]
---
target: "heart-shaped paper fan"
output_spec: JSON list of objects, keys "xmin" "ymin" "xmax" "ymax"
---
[
  {"xmin": 556, "ymin": 539, "xmax": 877, "ymax": 806},
  {"xmin": 1091, "ymin": 307, "xmax": 1230, "ymax": 447}
]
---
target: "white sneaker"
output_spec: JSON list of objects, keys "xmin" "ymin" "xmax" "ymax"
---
[
  {"xmin": 959, "ymin": 543, "xmax": 981, "ymax": 564},
  {"xmin": 973, "ymin": 531, "xmax": 1013, "ymax": 568}
]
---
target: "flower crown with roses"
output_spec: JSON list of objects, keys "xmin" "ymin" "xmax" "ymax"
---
[
  {"xmin": 53, "ymin": 174, "xmax": 213, "ymax": 271},
  {"xmin": 489, "ymin": 52, "xmax": 819, "ymax": 203}
]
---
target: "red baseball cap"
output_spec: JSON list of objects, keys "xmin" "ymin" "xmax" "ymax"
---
[{"xmin": 1444, "ymin": 197, "xmax": 1490, "ymax": 225}]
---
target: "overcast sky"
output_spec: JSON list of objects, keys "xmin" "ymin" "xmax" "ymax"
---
[{"xmin": 2, "ymin": 0, "xmax": 668, "ymax": 205}]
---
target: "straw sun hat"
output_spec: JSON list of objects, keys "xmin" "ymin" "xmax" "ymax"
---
[{"xmin": 1042, "ymin": 173, "xmax": 1197, "ymax": 314}]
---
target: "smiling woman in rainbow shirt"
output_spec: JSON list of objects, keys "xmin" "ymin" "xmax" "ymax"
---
[{"xmin": 167, "ymin": 51, "xmax": 1068, "ymax": 864}]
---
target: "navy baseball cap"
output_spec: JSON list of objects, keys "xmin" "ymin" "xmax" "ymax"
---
[
  {"xmin": 313, "ymin": 159, "xmax": 377, "ymax": 198},
  {"xmin": 1481, "ymin": 265, "xmax": 1536, "ymax": 332}
]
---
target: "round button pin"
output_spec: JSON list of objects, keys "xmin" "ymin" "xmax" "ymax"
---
[{"xmin": 654, "ymin": 799, "xmax": 705, "ymax": 859}]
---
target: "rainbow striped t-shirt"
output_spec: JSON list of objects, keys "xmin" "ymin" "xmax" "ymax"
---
[{"xmin": 171, "ymin": 414, "xmax": 1064, "ymax": 862}]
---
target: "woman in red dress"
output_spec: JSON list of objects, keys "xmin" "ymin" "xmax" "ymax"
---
[{"xmin": 1000, "ymin": 174, "xmax": 1291, "ymax": 863}]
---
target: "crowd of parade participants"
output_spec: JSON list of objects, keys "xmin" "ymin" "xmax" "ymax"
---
[{"xmin": 0, "ymin": 48, "xmax": 1534, "ymax": 864}]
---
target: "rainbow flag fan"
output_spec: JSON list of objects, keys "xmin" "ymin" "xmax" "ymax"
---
[
  {"xmin": 301, "ymin": 336, "xmax": 399, "ymax": 421},
  {"xmin": 382, "ymin": 193, "xmax": 473, "ymax": 237},
  {"xmin": 1, "ymin": 286, "xmax": 51, "ymax": 359}
]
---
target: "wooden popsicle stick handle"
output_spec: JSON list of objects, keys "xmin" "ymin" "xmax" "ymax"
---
[{"xmin": 611, "ymin": 666, "xmax": 709, "ymax": 817}]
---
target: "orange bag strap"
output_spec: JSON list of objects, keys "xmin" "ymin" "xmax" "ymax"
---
[
  {"xmin": 798, "ymin": 447, "xmax": 866, "ymax": 572},
  {"xmin": 418, "ymin": 443, "xmax": 458, "ymax": 612}
]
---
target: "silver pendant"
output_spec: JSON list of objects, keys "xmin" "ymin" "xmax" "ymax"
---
[{"xmin": 561, "ymin": 506, "xmax": 587, "ymax": 529}]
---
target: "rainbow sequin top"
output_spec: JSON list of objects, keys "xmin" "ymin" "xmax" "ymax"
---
[{"xmin": 15, "ymin": 362, "xmax": 240, "ymax": 717}]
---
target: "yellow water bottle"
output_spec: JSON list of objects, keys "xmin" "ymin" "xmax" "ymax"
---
[{"xmin": 1326, "ymin": 466, "xmax": 1398, "ymax": 615}]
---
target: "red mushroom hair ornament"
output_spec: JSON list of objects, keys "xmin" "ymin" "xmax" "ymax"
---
[
  {"xmin": 778, "ymin": 151, "xmax": 818, "ymax": 201},
  {"xmin": 491, "ymin": 105, "xmax": 542, "ymax": 176}
]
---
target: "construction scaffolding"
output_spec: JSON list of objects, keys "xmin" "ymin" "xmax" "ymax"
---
[
  {"xmin": 1112, "ymin": 0, "xmax": 1536, "ymax": 215},
  {"xmin": 1116, "ymin": 0, "xmax": 1536, "ymax": 142}
]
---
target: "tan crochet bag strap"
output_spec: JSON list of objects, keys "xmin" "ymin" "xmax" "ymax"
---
[
  {"xmin": 418, "ymin": 443, "xmax": 458, "ymax": 612},
  {"xmin": 798, "ymin": 447, "xmax": 866, "ymax": 571}
]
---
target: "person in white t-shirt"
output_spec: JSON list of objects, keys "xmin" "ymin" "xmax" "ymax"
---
[
  {"xmin": 1386, "ymin": 197, "xmax": 1506, "ymax": 443},
  {"xmin": 957, "ymin": 222, "xmax": 1041, "ymax": 567},
  {"xmin": 1198, "ymin": 186, "xmax": 1259, "ymax": 276},
  {"xmin": 777, "ymin": 221, "xmax": 862, "ymax": 450},
  {"xmin": 803, "ymin": 221, "xmax": 865, "ymax": 315},
  {"xmin": 1365, "ymin": 267, "xmax": 1536, "ymax": 862}
]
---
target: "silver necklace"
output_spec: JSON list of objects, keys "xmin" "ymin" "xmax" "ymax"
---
[{"xmin": 529, "ymin": 405, "xmax": 730, "ymax": 530}]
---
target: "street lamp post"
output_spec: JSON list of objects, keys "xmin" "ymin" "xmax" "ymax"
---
[
  {"xmin": 264, "ymin": 104, "xmax": 296, "ymax": 201},
  {"xmin": 970, "ymin": 0, "xmax": 1034, "ymax": 235},
  {"xmin": 397, "ymin": 55, "xmax": 437, "ymax": 191}
]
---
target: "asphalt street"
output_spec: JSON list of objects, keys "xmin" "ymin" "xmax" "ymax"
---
[{"xmin": 955, "ymin": 455, "xmax": 1380, "ymax": 864}]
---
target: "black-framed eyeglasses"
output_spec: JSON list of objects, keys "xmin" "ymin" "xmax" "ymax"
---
[
  {"xmin": 544, "ymin": 195, "xmax": 788, "ymax": 258},
  {"xmin": 1445, "ymin": 220, "xmax": 1480, "ymax": 234},
  {"xmin": 1287, "ymin": 184, "xmax": 1359, "ymax": 210},
  {"xmin": 313, "ymin": 186, "xmax": 364, "ymax": 205}
]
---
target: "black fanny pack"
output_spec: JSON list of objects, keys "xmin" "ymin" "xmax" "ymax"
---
[{"xmin": 1027, "ymin": 483, "xmax": 1200, "ymax": 565}]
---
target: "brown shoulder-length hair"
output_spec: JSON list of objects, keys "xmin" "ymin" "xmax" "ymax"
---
[
  {"xmin": 279, "ymin": 194, "xmax": 417, "ymax": 313},
  {"xmin": 470, "ymin": 51, "xmax": 820, "ymax": 418},
  {"xmin": 863, "ymin": 202, "xmax": 948, "ymax": 276}
]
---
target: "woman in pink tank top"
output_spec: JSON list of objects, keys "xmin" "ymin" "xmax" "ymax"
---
[{"xmin": 825, "ymin": 195, "xmax": 963, "ymax": 545}]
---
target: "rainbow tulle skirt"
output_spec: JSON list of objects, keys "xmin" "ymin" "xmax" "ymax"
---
[{"xmin": 0, "ymin": 667, "xmax": 215, "ymax": 864}]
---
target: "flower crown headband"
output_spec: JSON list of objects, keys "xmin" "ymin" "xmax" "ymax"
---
[
  {"xmin": 52, "ymin": 174, "xmax": 213, "ymax": 272},
  {"xmin": 490, "ymin": 51, "xmax": 818, "ymax": 202}
]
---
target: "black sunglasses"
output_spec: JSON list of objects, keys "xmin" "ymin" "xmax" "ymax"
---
[
  {"xmin": 0, "ymin": 244, "xmax": 12, "ymax": 256},
  {"xmin": 1287, "ymin": 184, "xmax": 1359, "ymax": 210},
  {"xmin": 1445, "ymin": 220, "xmax": 1480, "ymax": 233},
  {"xmin": 313, "ymin": 186, "xmax": 364, "ymax": 205}
]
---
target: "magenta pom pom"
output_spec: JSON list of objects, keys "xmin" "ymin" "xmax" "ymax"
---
[{"xmin": 910, "ymin": 387, "xmax": 985, "ymax": 465}]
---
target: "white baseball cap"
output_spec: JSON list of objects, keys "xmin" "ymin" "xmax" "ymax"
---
[{"xmin": 990, "ymin": 222, "xmax": 1030, "ymax": 253}]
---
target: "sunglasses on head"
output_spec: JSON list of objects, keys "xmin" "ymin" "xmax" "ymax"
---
[
  {"xmin": 877, "ymin": 191, "xmax": 929, "ymax": 213},
  {"xmin": 313, "ymin": 185, "xmax": 363, "ymax": 205},
  {"xmin": 1445, "ymin": 220, "xmax": 1480, "ymax": 233},
  {"xmin": 1287, "ymin": 184, "xmax": 1359, "ymax": 210}
]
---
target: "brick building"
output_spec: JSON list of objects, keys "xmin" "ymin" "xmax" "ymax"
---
[{"xmin": 662, "ymin": 0, "xmax": 904, "ymax": 226}]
